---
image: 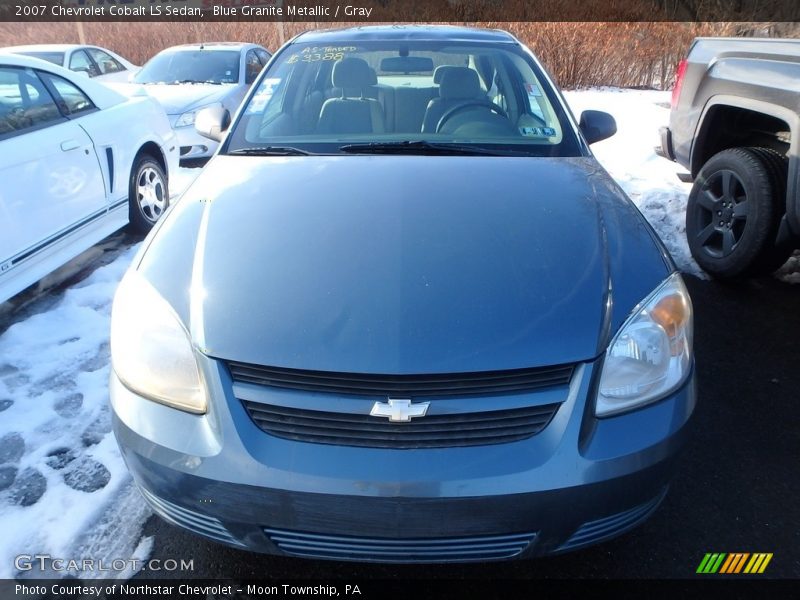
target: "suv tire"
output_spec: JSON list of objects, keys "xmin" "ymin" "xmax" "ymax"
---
[{"xmin": 686, "ymin": 147, "xmax": 781, "ymax": 279}]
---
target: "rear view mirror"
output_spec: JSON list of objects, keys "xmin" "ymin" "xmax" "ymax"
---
[
  {"xmin": 379, "ymin": 56, "xmax": 434, "ymax": 74},
  {"xmin": 579, "ymin": 110, "xmax": 617, "ymax": 145},
  {"xmin": 195, "ymin": 105, "xmax": 231, "ymax": 142}
]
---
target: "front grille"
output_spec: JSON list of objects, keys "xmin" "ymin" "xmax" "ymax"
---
[
  {"xmin": 242, "ymin": 400, "xmax": 560, "ymax": 448},
  {"xmin": 228, "ymin": 361, "xmax": 574, "ymax": 398},
  {"xmin": 264, "ymin": 528, "xmax": 536, "ymax": 562}
]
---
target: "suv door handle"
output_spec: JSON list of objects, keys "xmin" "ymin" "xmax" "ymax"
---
[{"xmin": 60, "ymin": 140, "xmax": 80, "ymax": 151}]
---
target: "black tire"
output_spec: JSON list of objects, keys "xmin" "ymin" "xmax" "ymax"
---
[
  {"xmin": 128, "ymin": 154, "xmax": 168, "ymax": 234},
  {"xmin": 686, "ymin": 147, "xmax": 781, "ymax": 279},
  {"xmin": 746, "ymin": 147, "xmax": 794, "ymax": 275}
]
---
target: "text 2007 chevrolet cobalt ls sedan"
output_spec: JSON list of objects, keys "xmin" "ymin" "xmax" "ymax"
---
[{"xmin": 110, "ymin": 26, "xmax": 695, "ymax": 562}]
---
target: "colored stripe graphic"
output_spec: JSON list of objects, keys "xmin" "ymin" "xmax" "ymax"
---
[
  {"xmin": 744, "ymin": 553, "xmax": 773, "ymax": 574},
  {"xmin": 720, "ymin": 553, "xmax": 749, "ymax": 573},
  {"xmin": 697, "ymin": 553, "xmax": 727, "ymax": 573},
  {"xmin": 698, "ymin": 552, "xmax": 773, "ymax": 574}
]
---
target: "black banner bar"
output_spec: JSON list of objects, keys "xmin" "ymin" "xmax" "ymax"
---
[
  {"xmin": 2, "ymin": 0, "xmax": 800, "ymax": 23},
  {"xmin": 2, "ymin": 578, "xmax": 797, "ymax": 600}
]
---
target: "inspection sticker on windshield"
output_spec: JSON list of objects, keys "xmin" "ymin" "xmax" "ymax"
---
[
  {"xmin": 520, "ymin": 126, "xmax": 556, "ymax": 137},
  {"xmin": 524, "ymin": 82, "xmax": 543, "ymax": 113},
  {"xmin": 246, "ymin": 78, "xmax": 281, "ymax": 113},
  {"xmin": 524, "ymin": 83, "xmax": 542, "ymax": 97}
]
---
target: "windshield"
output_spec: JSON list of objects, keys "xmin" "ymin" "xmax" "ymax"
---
[
  {"xmin": 20, "ymin": 51, "xmax": 64, "ymax": 66},
  {"xmin": 135, "ymin": 49, "xmax": 240, "ymax": 85},
  {"xmin": 225, "ymin": 40, "xmax": 582, "ymax": 157}
]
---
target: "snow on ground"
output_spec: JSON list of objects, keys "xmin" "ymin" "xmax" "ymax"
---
[
  {"xmin": 171, "ymin": 165, "xmax": 204, "ymax": 198},
  {"xmin": 0, "ymin": 89, "xmax": 797, "ymax": 580},
  {"xmin": 564, "ymin": 89, "xmax": 702, "ymax": 277},
  {"xmin": 0, "ymin": 245, "xmax": 148, "ymax": 578},
  {"xmin": 565, "ymin": 88, "xmax": 800, "ymax": 283}
]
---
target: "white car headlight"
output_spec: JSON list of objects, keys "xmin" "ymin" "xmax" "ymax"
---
[
  {"xmin": 110, "ymin": 271, "xmax": 207, "ymax": 414},
  {"xmin": 596, "ymin": 272, "xmax": 693, "ymax": 417},
  {"xmin": 175, "ymin": 102, "xmax": 221, "ymax": 128}
]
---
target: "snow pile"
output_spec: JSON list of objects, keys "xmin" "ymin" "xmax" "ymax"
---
[
  {"xmin": 564, "ymin": 89, "xmax": 702, "ymax": 277},
  {"xmin": 0, "ymin": 245, "xmax": 151, "ymax": 579}
]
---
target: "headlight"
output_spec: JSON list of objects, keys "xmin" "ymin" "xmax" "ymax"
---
[
  {"xmin": 596, "ymin": 272, "xmax": 693, "ymax": 417},
  {"xmin": 175, "ymin": 102, "xmax": 221, "ymax": 128},
  {"xmin": 110, "ymin": 271, "xmax": 207, "ymax": 414}
]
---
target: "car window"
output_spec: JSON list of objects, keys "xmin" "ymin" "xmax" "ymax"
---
[
  {"xmin": 0, "ymin": 67, "xmax": 64, "ymax": 138},
  {"xmin": 228, "ymin": 41, "xmax": 581, "ymax": 157},
  {"xmin": 68, "ymin": 50, "xmax": 99, "ymax": 78},
  {"xmin": 19, "ymin": 51, "xmax": 65, "ymax": 66},
  {"xmin": 38, "ymin": 72, "xmax": 96, "ymax": 117},
  {"xmin": 245, "ymin": 49, "xmax": 263, "ymax": 84},
  {"xmin": 87, "ymin": 48, "xmax": 125, "ymax": 74},
  {"xmin": 255, "ymin": 49, "xmax": 271, "ymax": 66},
  {"xmin": 134, "ymin": 49, "xmax": 240, "ymax": 85}
]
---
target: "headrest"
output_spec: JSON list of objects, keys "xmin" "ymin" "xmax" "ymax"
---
[
  {"xmin": 367, "ymin": 67, "xmax": 378, "ymax": 86},
  {"xmin": 433, "ymin": 65, "xmax": 459, "ymax": 85},
  {"xmin": 332, "ymin": 57, "xmax": 372, "ymax": 90},
  {"xmin": 439, "ymin": 67, "xmax": 481, "ymax": 99}
]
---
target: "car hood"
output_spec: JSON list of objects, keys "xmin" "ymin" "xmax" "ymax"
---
[
  {"xmin": 116, "ymin": 83, "xmax": 234, "ymax": 114},
  {"xmin": 139, "ymin": 155, "xmax": 671, "ymax": 374}
]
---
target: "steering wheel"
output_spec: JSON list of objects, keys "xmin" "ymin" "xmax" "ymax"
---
[{"xmin": 435, "ymin": 100, "xmax": 508, "ymax": 133}]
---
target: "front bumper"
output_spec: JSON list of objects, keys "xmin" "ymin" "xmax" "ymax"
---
[
  {"xmin": 111, "ymin": 357, "xmax": 696, "ymax": 562},
  {"xmin": 170, "ymin": 120, "xmax": 218, "ymax": 160}
]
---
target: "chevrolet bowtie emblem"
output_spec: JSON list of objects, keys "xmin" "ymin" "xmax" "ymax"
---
[{"xmin": 370, "ymin": 398, "xmax": 430, "ymax": 422}]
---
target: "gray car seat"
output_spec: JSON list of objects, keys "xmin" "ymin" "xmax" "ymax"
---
[
  {"xmin": 317, "ymin": 58, "xmax": 385, "ymax": 134},
  {"xmin": 421, "ymin": 67, "xmax": 485, "ymax": 133}
]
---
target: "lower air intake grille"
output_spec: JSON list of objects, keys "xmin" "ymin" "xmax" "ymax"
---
[
  {"xmin": 264, "ymin": 528, "xmax": 536, "ymax": 563},
  {"xmin": 138, "ymin": 486, "xmax": 243, "ymax": 547},
  {"xmin": 242, "ymin": 401, "xmax": 560, "ymax": 448}
]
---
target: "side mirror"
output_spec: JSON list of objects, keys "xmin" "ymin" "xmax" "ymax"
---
[
  {"xmin": 579, "ymin": 110, "xmax": 617, "ymax": 145},
  {"xmin": 195, "ymin": 105, "xmax": 231, "ymax": 142}
]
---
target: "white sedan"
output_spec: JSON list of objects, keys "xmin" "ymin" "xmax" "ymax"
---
[
  {"xmin": 2, "ymin": 44, "xmax": 139, "ymax": 83},
  {"xmin": 0, "ymin": 53, "xmax": 179, "ymax": 304}
]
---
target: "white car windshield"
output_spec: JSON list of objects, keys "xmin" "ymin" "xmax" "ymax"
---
[
  {"xmin": 135, "ymin": 49, "xmax": 239, "ymax": 85},
  {"xmin": 225, "ymin": 40, "xmax": 581, "ymax": 157}
]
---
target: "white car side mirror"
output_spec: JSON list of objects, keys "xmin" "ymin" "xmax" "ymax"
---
[{"xmin": 195, "ymin": 105, "xmax": 231, "ymax": 142}]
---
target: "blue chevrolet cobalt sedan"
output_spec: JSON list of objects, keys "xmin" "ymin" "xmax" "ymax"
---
[{"xmin": 110, "ymin": 26, "xmax": 695, "ymax": 562}]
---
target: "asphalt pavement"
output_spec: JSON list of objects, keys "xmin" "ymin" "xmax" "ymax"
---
[{"xmin": 136, "ymin": 274, "xmax": 800, "ymax": 581}]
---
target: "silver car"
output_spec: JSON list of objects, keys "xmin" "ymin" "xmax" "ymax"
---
[{"xmin": 132, "ymin": 42, "xmax": 271, "ymax": 160}]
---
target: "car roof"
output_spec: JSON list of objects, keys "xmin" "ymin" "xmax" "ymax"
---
[
  {"xmin": 1, "ymin": 44, "xmax": 83, "ymax": 53},
  {"xmin": 293, "ymin": 25, "xmax": 519, "ymax": 45},
  {"xmin": 0, "ymin": 51, "xmax": 128, "ymax": 108},
  {"xmin": 0, "ymin": 51, "xmax": 68, "ymax": 68},
  {"xmin": 161, "ymin": 42, "xmax": 261, "ymax": 53}
]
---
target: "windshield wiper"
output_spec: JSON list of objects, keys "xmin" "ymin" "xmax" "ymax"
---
[
  {"xmin": 227, "ymin": 146, "xmax": 313, "ymax": 156},
  {"xmin": 169, "ymin": 79, "xmax": 222, "ymax": 85},
  {"xmin": 338, "ymin": 140, "xmax": 528, "ymax": 156}
]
